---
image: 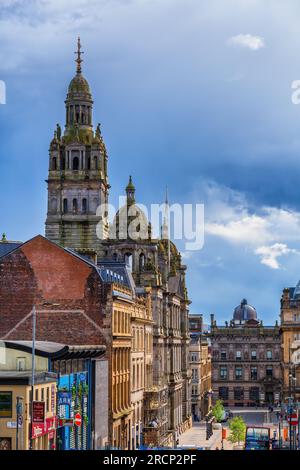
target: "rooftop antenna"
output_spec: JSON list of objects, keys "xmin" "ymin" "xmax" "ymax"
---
[{"xmin": 161, "ymin": 186, "xmax": 171, "ymax": 273}]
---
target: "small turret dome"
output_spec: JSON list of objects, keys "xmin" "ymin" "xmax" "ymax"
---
[
  {"xmin": 233, "ymin": 298, "xmax": 258, "ymax": 322},
  {"xmin": 68, "ymin": 74, "xmax": 91, "ymax": 95}
]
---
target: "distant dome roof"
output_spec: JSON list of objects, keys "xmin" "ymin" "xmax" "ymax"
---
[
  {"xmin": 110, "ymin": 203, "xmax": 149, "ymax": 241},
  {"xmin": 233, "ymin": 299, "xmax": 257, "ymax": 321}
]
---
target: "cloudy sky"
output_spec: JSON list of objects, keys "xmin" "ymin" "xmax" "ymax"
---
[{"xmin": 1, "ymin": 0, "xmax": 300, "ymax": 324}]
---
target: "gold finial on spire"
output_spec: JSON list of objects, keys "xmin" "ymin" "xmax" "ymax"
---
[{"xmin": 75, "ymin": 37, "xmax": 84, "ymax": 74}]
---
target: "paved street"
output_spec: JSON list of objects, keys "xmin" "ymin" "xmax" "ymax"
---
[
  {"xmin": 178, "ymin": 422, "xmax": 223, "ymax": 450},
  {"xmin": 228, "ymin": 407, "xmax": 280, "ymax": 426},
  {"xmin": 178, "ymin": 408, "xmax": 281, "ymax": 450}
]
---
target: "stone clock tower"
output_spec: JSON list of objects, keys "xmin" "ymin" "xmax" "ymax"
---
[{"xmin": 45, "ymin": 38, "xmax": 109, "ymax": 253}]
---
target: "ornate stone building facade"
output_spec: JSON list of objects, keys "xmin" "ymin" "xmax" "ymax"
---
[
  {"xmin": 189, "ymin": 315, "xmax": 212, "ymax": 421},
  {"xmin": 210, "ymin": 299, "xmax": 282, "ymax": 407},
  {"xmin": 0, "ymin": 236, "xmax": 153, "ymax": 450},
  {"xmin": 45, "ymin": 38, "xmax": 109, "ymax": 252},
  {"xmin": 44, "ymin": 41, "xmax": 192, "ymax": 447},
  {"xmin": 99, "ymin": 261, "xmax": 153, "ymax": 449},
  {"xmin": 280, "ymin": 283, "xmax": 300, "ymax": 402},
  {"xmin": 101, "ymin": 181, "xmax": 192, "ymax": 446}
]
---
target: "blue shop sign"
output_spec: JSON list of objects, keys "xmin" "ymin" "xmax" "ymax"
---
[{"xmin": 58, "ymin": 392, "xmax": 72, "ymax": 406}]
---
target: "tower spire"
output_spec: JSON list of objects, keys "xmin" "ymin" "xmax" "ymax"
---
[
  {"xmin": 161, "ymin": 186, "xmax": 171, "ymax": 272},
  {"xmin": 126, "ymin": 175, "xmax": 136, "ymax": 205},
  {"xmin": 75, "ymin": 37, "xmax": 84, "ymax": 75}
]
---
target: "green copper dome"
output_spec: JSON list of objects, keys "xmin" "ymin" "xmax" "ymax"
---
[
  {"xmin": 68, "ymin": 74, "xmax": 91, "ymax": 95},
  {"xmin": 126, "ymin": 175, "xmax": 135, "ymax": 191}
]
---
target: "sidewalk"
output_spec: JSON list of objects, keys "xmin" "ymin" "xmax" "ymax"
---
[{"xmin": 178, "ymin": 422, "xmax": 223, "ymax": 450}]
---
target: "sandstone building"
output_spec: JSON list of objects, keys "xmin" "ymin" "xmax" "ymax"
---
[
  {"xmin": 1, "ymin": 39, "xmax": 192, "ymax": 449},
  {"xmin": 0, "ymin": 236, "xmax": 153, "ymax": 449},
  {"xmin": 280, "ymin": 283, "xmax": 300, "ymax": 402},
  {"xmin": 43, "ymin": 40, "xmax": 192, "ymax": 446},
  {"xmin": 189, "ymin": 315, "xmax": 212, "ymax": 421},
  {"xmin": 45, "ymin": 38, "xmax": 109, "ymax": 252},
  {"xmin": 210, "ymin": 299, "xmax": 282, "ymax": 407}
]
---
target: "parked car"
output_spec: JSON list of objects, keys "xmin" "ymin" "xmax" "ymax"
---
[{"xmin": 220, "ymin": 411, "xmax": 230, "ymax": 422}]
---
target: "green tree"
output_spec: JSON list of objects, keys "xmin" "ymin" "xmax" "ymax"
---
[
  {"xmin": 211, "ymin": 400, "xmax": 224, "ymax": 423},
  {"xmin": 228, "ymin": 416, "xmax": 246, "ymax": 446}
]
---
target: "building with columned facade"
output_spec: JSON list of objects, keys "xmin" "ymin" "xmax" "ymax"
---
[
  {"xmin": 43, "ymin": 39, "xmax": 192, "ymax": 448},
  {"xmin": 210, "ymin": 299, "xmax": 282, "ymax": 408}
]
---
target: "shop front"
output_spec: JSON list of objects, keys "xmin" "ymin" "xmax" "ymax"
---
[{"xmin": 32, "ymin": 416, "xmax": 57, "ymax": 450}]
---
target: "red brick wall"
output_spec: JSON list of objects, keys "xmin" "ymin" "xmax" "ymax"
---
[{"xmin": 0, "ymin": 236, "xmax": 107, "ymax": 346}]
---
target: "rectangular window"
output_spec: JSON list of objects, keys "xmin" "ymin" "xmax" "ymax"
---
[
  {"xmin": 220, "ymin": 366, "xmax": 228, "ymax": 380},
  {"xmin": 250, "ymin": 387, "xmax": 259, "ymax": 402},
  {"xmin": 266, "ymin": 366, "xmax": 273, "ymax": 377},
  {"xmin": 0, "ymin": 392, "xmax": 12, "ymax": 418},
  {"xmin": 220, "ymin": 351, "xmax": 227, "ymax": 360},
  {"xmin": 251, "ymin": 351, "xmax": 257, "ymax": 361},
  {"xmin": 266, "ymin": 350, "xmax": 272, "ymax": 360},
  {"xmin": 0, "ymin": 438, "xmax": 12, "ymax": 450},
  {"xmin": 219, "ymin": 387, "xmax": 229, "ymax": 400},
  {"xmin": 16, "ymin": 357, "xmax": 26, "ymax": 371},
  {"xmin": 234, "ymin": 387, "xmax": 244, "ymax": 400},
  {"xmin": 235, "ymin": 366, "xmax": 243, "ymax": 380},
  {"xmin": 251, "ymin": 367, "xmax": 257, "ymax": 380},
  {"xmin": 236, "ymin": 351, "xmax": 242, "ymax": 361}
]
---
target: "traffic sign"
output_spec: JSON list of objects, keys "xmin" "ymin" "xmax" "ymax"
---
[
  {"xmin": 59, "ymin": 418, "xmax": 74, "ymax": 427},
  {"xmin": 287, "ymin": 414, "xmax": 298, "ymax": 426},
  {"xmin": 74, "ymin": 413, "xmax": 82, "ymax": 427}
]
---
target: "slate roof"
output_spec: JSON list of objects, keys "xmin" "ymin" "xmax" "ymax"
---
[
  {"xmin": 0, "ymin": 242, "xmax": 22, "ymax": 258},
  {"xmin": 97, "ymin": 259, "xmax": 135, "ymax": 291}
]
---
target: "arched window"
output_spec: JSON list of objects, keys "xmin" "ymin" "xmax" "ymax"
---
[
  {"xmin": 82, "ymin": 106, "xmax": 86, "ymax": 124},
  {"xmin": 87, "ymin": 157, "xmax": 91, "ymax": 170},
  {"xmin": 63, "ymin": 199, "xmax": 68, "ymax": 214},
  {"xmin": 92, "ymin": 197, "xmax": 98, "ymax": 213},
  {"xmin": 50, "ymin": 198, "xmax": 57, "ymax": 213},
  {"xmin": 73, "ymin": 157, "xmax": 79, "ymax": 171},
  {"xmin": 82, "ymin": 198, "xmax": 87, "ymax": 213},
  {"xmin": 94, "ymin": 156, "xmax": 98, "ymax": 170},
  {"xmin": 73, "ymin": 198, "xmax": 78, "ymax": 213},
  {"xmin": 75, "ymin": 105, "xmax": 80, "ymax": 123},
  {"xmin": 52, "ymin": 157, "xmax": 57, "ymax": 171},
  {"xmin": 125, "ymin": 253, "xmax": 133, "ymax": 271},
  {"xmin": 139, "ymin": 253, "xmax": 145, "ymax": 270}
]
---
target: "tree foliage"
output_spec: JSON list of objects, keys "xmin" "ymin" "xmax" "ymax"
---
[
  {"xmin": 228, "ymin": 416, "xmax": 246, "ymax": 445},
  {"xmin": 211, "ymin": 399, "xmax": 224, "ymax": 423}
]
